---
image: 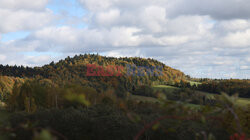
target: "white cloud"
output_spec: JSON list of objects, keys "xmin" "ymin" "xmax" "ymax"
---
[
  {"xmin": 95, "ymin": 9, "xmax": 120, "ymax": 26},
  {"xmin": 223, "ymin": 29, "xmax": 250, "ymax": 47},
  {"xmin": 240, "ymin": 65, "xmax": 250, "ymax": 70},
  {"xmin": 80, "ymin": 0, "xmax": 250, "ymax": 20},
  {"xmin": 25, "ymin": 55, "xmax": 54, "ymax": 65},
  {"xmin": 3, "ymin": 26, "xmax": 142, "ymax": 52},
  {"xmin": 154, "ymin": 35, "xmax": 190, "ymax": 46},
  {"xmin": 0, "ymin": 0, "xmax": 55, "ymax": 34},
  {"xmin": 0, "ymin": 0, "xmax": 49, "ymax": 10},
  {"xmin": 79, "ymin": 0, "xmax": 115, "ymax": 11},
  {"xmin": 0, "ymin": 9, "xmax": 54, "ymax": 33},
  {"xmin": 105, "ymin": 27, "xmax": 141, "ymax": 47},
  {"xmin": 34, "ymin": 26, "xmax": 80, "ymax": 46},
  {"xmin": 139, "ymin": 6, "xmax": 167, "ymax": 33},
  {"xmin": 2, "ymin": 54, "xmax": 55, "ymax": 66},
  {"xmin": 0, "ymin": 54, "xmax": 6, "ymax": 61},
  {"xmin": 218, "ymin": 19, "xmax": 250, "ymax": 32},
  {"xmin": 246, "ymin": 57, "xmax": 250, "ymax": 62}
]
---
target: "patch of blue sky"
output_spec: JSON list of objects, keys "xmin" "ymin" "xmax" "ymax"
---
[
  {"xmin": 55, "ymin": 22, "xmax": 87, "ymax": 29},
  {"xmin": 207, "ymin": 19, "xmax": 217, "ymax": 24},
  {"xmin": 47, "ymin": 0, "xmax": 87, "ymax": 17},
  {"xmin": 1, "ymin": 31, "xmax": 30, "ymax": 42},
  {"xmin": 72, "ymin": 23, "xmax": 88, "ymax": 29},
  {"xmin": 47, "ymin": 0, "xmax": 88, "ymax": 28}
]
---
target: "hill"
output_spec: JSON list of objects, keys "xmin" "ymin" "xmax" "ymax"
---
[
  {"xmin": 0, "ymin": 54, "xmax": 249, "ymax": 140},
  {"xmin": 0, "ymin": 54, "xmax": 186, "ymax": 94}
]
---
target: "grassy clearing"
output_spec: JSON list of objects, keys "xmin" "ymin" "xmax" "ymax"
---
[
  {"xmin": 188, "ymin": 81, "xmax": 202, "ymax": 86},
  {"xmin": 236, "ymin": 98, "xmax": 250, "ymax": 106},
  {"xmin": 152, "ymin": 85, "xmax": 180, "ymax": 94},
  {"xmin": 153, "ymin": 85, "xmax": 179, "ymax": 89},
  {"xmin": 184, "ymin": 103, "xmax": 202, "ymax": 110}
]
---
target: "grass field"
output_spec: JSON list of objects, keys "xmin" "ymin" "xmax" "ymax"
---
[
  {"xmin": 153, "ymin": 85, "xmax": 179, "ymax": 90},
  {"xmin": 188, "ymin": 81, "xmax": 202, "ymax": 86}
]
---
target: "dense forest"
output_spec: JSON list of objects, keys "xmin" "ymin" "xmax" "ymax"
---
[
  {"xmin": 0, "ymin": 54, "xmax": 185, "ymax": 93},
  {"xmin": 0, "ymin": 54, "xmax": 249, "ymax": 140},
  {"xmin": 174, "ymin": 79, "xmax": 250, "ymax": 98}
]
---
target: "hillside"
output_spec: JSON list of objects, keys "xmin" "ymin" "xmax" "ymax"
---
[
  {"xmin": 0, "ymin": 54, "xmax": 186, "ymax": 94},
  {"xmin": 0, "ymin": 54, "xmax": 249, "ymax": 140}
]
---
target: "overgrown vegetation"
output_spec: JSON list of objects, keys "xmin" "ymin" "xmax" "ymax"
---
[{"xmin": 0, "ymin": 54, "xmax": 249, "ymax": 140}]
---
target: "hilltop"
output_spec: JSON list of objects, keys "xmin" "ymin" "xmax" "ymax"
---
[{"xmin": 0, "ymin": 54, "xmax": 186, "ymax": 93}]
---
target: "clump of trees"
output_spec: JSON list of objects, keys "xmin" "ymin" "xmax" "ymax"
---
[
  {"xmin": 6, "ymin": 78, "xmax": 129, "ymax": 112},
  {"xmin": 0, "ymin": 76, "xmax": 24, "ymax": 102},
  {"xmin": 174, "ymin": 80, "xmax": 250, "ymax": 98},
  {"xmin": 196, "ymin": 80, "xmax": 250, "ymax": 98}
]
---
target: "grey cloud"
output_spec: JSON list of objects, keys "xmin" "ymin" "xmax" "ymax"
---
[{"xmin": 171, "ymin": 0, "xmax": 250, "ymax": 20}]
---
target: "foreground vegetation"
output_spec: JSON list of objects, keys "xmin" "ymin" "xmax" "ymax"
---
[{"xmin": 1, "ymin": 87, "xmax": 249, "ymax": 140}]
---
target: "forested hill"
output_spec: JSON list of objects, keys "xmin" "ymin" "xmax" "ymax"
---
[{"xmin": 0, "ymin": 54, "xmax": 186, "ymax": 93}]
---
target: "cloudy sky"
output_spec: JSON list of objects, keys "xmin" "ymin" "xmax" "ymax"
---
[{"xmin": 0, "ymin": 0, "xmax": 250, "ymax": 79}]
